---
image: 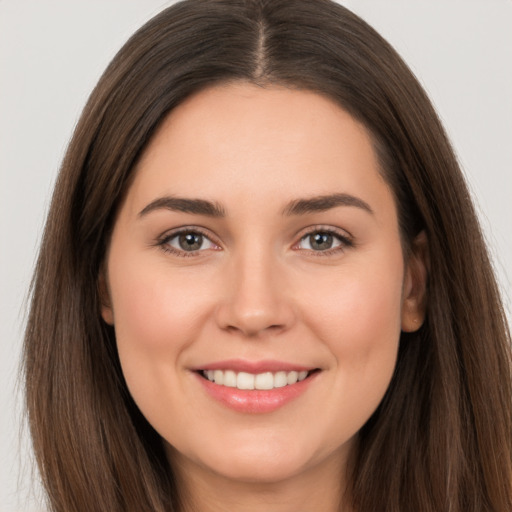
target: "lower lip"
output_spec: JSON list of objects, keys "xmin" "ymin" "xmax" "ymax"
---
[{"xmin": 195, "ymin": 371, "xmax": 318, "ymax": 413}]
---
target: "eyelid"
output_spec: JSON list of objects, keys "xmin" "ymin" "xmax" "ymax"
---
[
  {"xmin": 156, "ymin": 226, "xmax": 221, "ymax": 256},
  {"xmin": 292, "ymin": 225, "xmax": 354, "ymax": 254},
  {"xmin": 154, "ymin": 224, "xmax": 354, "ymax": 257}
]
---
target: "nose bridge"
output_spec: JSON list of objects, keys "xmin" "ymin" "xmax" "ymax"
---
[{"xmin": 216, "ymin": 238, "xmax": 293, "ymax": 336}]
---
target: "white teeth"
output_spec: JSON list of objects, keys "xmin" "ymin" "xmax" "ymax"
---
[
  {"xmin": 274, "ymin": 371, "xmax": 288, "ymax": 388},
  {"xmin": 237, "ymin": 372, "xmax": 255, "ymax": 390},
  {"xmin": 255, "ymin": 372, "xmax": 274, "ymax": 390},
  {"xmin": 223, "ymin": 370, "xmax": 237, "ymax": 387},
  {"xmin": 213, "ymin": 369, "xmax": 224, "ymax": 385},
  {"xmin": 202, "ymin": 369, "xmax": 311, "ymax": 390},
  {"xmin": 287, "ymin": 371, "xmax": 298, "ymax": 385}
]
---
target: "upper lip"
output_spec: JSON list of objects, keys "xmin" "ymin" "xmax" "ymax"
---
[{"xmin": 192, "ymin": 359, "xmax": 317, "ymax": 374}]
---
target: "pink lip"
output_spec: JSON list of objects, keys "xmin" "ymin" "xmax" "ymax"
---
[
  {"xmin": 193, "ymin": 359, "xmax": 315, "ymax": 373},
  {"xmin": 192, "ymin": 360, "xmax": 320, "ymax": 414}
]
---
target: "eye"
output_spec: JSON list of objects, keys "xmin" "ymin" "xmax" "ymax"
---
[
  {"xmin": 159, "ymin": 229, "xmax": 219, "ymax": 255},
  {"xmin": 295, "ymin": 229, "xmax": 352, "ymax": 253}
]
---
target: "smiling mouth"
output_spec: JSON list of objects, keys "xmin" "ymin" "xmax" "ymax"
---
[{"xmin": 199, "ymin": 369, "xmax": 318, "ymax": 390}]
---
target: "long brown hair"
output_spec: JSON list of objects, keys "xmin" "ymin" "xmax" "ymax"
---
[{"xmin": 23, "ymin": 1, "xmax": 512, "ymax": 511}]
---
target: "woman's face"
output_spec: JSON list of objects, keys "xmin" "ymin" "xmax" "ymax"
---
[{"xmin": 102, "ymin": 83, "xmax": 425, "ymax": 487}]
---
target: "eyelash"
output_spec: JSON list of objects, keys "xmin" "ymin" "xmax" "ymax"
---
[
  {"xmin": 155, "ymin": 225, "xmax": 354, "ymax": 258},
  {"xmin": 294, "ymin": 226, "xmax": 354, "ymax": 256},
  {"xmin": 156, "ymin": 226, "xmax": 219, "ymax": 257}
]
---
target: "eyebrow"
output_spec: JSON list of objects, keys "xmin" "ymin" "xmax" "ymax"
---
[
  {"xmin": 138, "ymin": 192, "xmax": 373, "ymax": 219},
  {"xmin": 138, "ymin": 196, "xmax": 226, "ymax": 218},
  {"xmin": 282, "ymin": 193, "xmax": 374, "ymax": 216}
]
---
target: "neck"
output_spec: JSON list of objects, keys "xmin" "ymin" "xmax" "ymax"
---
[{"xmin": 170, "ymin": 448, "xmax": 353, "ymax": 512}]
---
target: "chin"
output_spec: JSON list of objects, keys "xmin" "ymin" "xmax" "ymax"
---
[
  {"xmin": 223, "ymin": 453, "xmax": 308, "ymax": 483},
  {"xmin": 167, "ymin": 431, "xmax": 350, "ymax": 486}
]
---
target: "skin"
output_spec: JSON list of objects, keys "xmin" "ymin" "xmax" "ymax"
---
[{"xmin": 101, "ymin": 82, "xmax": 427, "ymax": 512}]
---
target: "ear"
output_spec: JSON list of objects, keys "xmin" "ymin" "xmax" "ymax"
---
[
  {"xmin": 401, "ymin": 230, "xmax": 429, "ymax": 332},
  {"xmin": 98, "ymin": 267, "xmax": 114, "ymax": 326}
]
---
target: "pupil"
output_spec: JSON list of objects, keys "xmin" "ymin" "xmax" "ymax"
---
[
  {"xmin": 179, "ymin": 233, "xmax": 202, "ymax": 251},
  {"xmin": 310, "ymin": 233, "xmax": 332, "ymax": 250}
]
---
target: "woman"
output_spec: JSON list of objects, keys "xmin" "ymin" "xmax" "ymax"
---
[{"xmin": 23, "ymin": 0, "xmax": 512, "ymax": 511}]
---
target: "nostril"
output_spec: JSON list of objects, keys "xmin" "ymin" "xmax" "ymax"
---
[
  {"xmin": 214, "ymin": 274, "xmax": 296, "ymax": 336},
  {"xmin": 223, "ymin": 320, "xmax": 286, "ymax": 337}
]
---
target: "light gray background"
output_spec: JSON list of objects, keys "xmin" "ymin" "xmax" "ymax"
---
[{"xmin": 1, "ymin": 1, "xmax": 511, "ymax": 510}]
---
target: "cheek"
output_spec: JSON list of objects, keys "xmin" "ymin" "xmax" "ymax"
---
[
  {"xmin": 301, "ymin": 256, "xmax": 403, "ymax": 422},
  {"xmin": 106, "ymin": 254, "xmax": 215, "ymax": 405},
  {"xmin": 304, "ymin": 261, "xmax": 403, "ymax": 346},
  {"xmin": 110, "ymin": 261, "xmax": 210, "ymax": 352}
]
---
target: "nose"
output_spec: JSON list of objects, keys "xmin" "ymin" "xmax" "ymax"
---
[{"xmin": 215, "ymin": 250, "xmax": 296, "ymax": 338}]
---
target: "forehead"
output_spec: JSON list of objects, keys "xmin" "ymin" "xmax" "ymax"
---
[{"xmin": 125, "ymin": 82, "xmax": 394, "ymax": 220}]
